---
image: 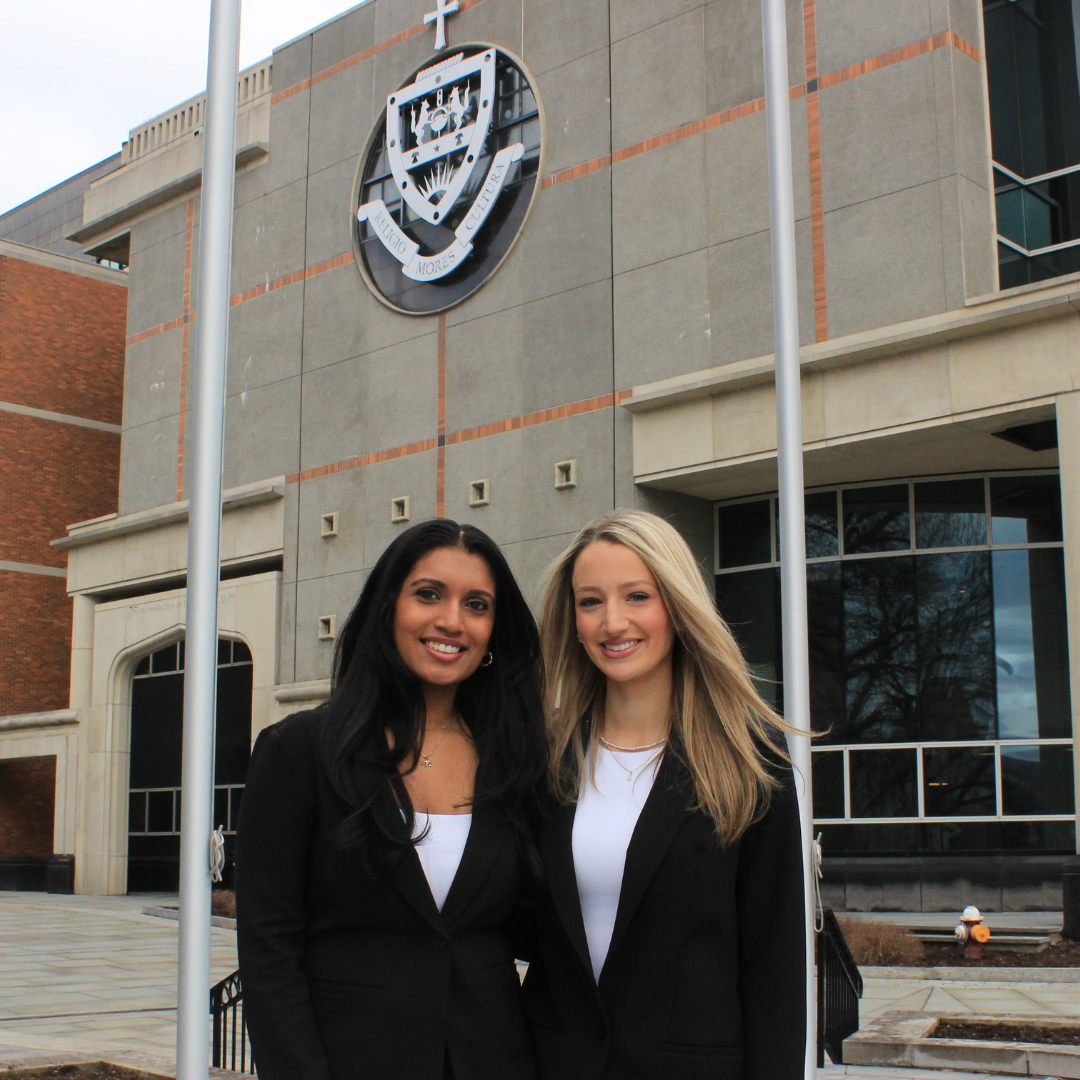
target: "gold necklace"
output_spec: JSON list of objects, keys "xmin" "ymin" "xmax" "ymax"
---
[
  {"xmin": 419, "ymin": 722, "xmax": 456, "ymax": 768},
  {"xmin": 601, "ymin": 742, "xmax": 665, "ymax": 783}
]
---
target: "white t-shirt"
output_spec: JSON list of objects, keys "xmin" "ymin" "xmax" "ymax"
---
[
  {"xmin": 572, "ymin": 747, "xmax": 663, "ymax": 981},
  {"xmin": 411, "ymin": 811, "xmax": 472, "ymax": 911}
]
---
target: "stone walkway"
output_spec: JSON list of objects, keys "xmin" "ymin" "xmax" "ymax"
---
[{"xmin": 0, "ymin": 891, "xmax": 236, "ymax": 1062}]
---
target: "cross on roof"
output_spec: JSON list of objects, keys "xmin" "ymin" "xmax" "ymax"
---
[{"xmin": 424, "ymin": 0, "xmax": 459, "ymax": 51}]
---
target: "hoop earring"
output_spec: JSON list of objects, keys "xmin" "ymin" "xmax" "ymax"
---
[
  {"xmin": 576, "ymin": 634, "xmax": 583, "ymax": 643},
  {"xmin": 480, "ymin": 651, "xmax": 494, "ymax": 667}
]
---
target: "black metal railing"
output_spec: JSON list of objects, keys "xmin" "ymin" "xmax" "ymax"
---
[
  {"xmin": 817, "ymin": 907, "xmax": 863, "ymax": 1066},
  {"xmin": 210, "ymin": 969, "xmax": 254, "ymax": 1073}
]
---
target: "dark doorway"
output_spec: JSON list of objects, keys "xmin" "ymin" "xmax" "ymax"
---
[{"xmin": 126, "ymin": 639, "xmax": 252, "ymax": 892}]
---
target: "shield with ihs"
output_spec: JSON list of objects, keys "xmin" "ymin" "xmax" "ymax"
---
[{"xmin": 385, "ymin": 49, "xmax": 496, "ymax": 226}]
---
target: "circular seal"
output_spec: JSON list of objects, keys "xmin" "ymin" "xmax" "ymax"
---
[{"xmin": 352, "ymin": 44, "xmax": 543, "ymax": 315}]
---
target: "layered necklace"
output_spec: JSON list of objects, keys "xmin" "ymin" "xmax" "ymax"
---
[{"xmin": 597, "ymin": 731, "xmax": 668, "ymax": 782}]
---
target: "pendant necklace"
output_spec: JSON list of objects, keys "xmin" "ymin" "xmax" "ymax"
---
[
  {"xmin": 598, "ymin": 732, "xmax": 667, "ymax": 782},
  {"xmin": 419, "ymin": 721, "xmax": 456, "ymax": 768}
]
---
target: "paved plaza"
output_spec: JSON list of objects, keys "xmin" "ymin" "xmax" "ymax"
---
[
  {"xmin": 0, "ymin": 891, "xmax": 236, "ymax": 1063},
  {"xmin": 0, "ymin": 892, "xmax": 1077, "ymax": 1075}
]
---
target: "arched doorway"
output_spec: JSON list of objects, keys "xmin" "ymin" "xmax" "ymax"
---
[{"xmin": 126, "ymin": 638, "xmax": 253, "ymax": 892}]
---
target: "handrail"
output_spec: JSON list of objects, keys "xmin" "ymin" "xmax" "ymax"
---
[
  {"xmin": 817, "ymin": 907, "xmax": 863, "ymax": 1066},
  {"xmin": 122, "ymin": 58, "xmax": 272, "ymax": 165},
  {"xmin": 209, "ymin": 968, "xmax": 254, "ymax": 1073}
]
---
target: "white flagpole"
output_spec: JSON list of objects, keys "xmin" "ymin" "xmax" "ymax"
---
[
  {"xmin": 759, "ymin": 0, "xmax": 817, "ymax": 1075},
  {"xmin": 176, "ymin": 0, "xmax": 241, "ymax": 1076}
]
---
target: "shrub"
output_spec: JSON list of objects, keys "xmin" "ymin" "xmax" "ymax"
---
[
  {"xmin": 212, "ymin": 888, "xmax": 236, "ymax": 918},
  {"xmin": 836, "ymin": 917, "xmax": 925, "ymax": 967}
]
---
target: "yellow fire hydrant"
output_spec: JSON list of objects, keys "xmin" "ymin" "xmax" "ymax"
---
[{"xmin": 954, "ymin": 905, "xmax": 991, "ymax": 960}]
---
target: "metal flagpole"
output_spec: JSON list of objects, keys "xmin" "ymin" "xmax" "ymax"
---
[
  {"xmin": 759, "ymin": 0, "xmax": 817, "ymax": 1076},
  {"xmin": 176, "ymin": 0, "xmax": 241, "ymax": 1076}
]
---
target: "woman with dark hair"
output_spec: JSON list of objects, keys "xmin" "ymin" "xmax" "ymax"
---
[{"xmin": 237, "ymin": 519, "xmax": 547, "ymax": 1080}]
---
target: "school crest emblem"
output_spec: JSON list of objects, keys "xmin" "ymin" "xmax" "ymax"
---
[{"xmin": 353, "ymin": 45, "xmax": 542, "ymax": 315}]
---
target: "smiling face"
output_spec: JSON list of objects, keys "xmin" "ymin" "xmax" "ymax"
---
[
  {"xmin": 571, "ymin": 540, "xmax": 675, "ymax": 685},
  {"xmin": 393, "ymin": 546, "xmax": 496, "ymax": 691}
]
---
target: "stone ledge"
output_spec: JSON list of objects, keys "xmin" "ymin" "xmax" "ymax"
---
[
  {"xmin": 863, "ymin": 965, "xmax": 1080, "ymax": 983},
  {"xmin": 845, "ymin": 1011, "xmax": 1080, "ymax": 1076},
  {"xmin": 142, "ymin": 904, "xmax": 236, "ymax": 931},
  {"xmin": 0, "ymin": 708, "xmax": 79, "ymax": 733}
]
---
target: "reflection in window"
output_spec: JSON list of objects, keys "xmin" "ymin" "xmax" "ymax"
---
[
  {"xmin": 844, "ymin": 557, "xmax": 917, "ymax": 741},
  {"xmin": 914, "ymin": 478, "xmax": 987, "ymax": 548},
  {"xmin": 992, "ymin": 548, "xmax": 1071, "ymax": 738},
  {"xmin": 808, "ymin": 562, "xmax": 844, "ymax": 742},
  {"xmin": 1001, "ymin": 743, "xmax": 1075, "ymax": 815},
  {"xmin": 924, "ymin": 821, "xmax": 1002, "ymax": 852},
  {"xmin": 843, "ymin": 485, "xmax": 910, "ymax": 554},
  {"xmin": 818, "ymin": 823, "xmax": 921, "ymax": 854},
  {"xmin": 716, "ymin": 567, "xmax": 781, "ymax": 710},
  {"xmin": 812, "ymin": 750, "xmax": 844, "ymax": 818},
  {"xmin": 1001, "ymin": 819, "xmax": 1076, "ymax": 850},
  {"xmin": 916, "ymin": 553, "xmax": 995, "ymax": 740},
  {"xmin": 717, "ymin": 500, "xmax": 771, "ymax": 568},
  {"xmin": 990, "ymin": 475, "xmax": 1063, "ymax": 544},
  {"xmin": 923, "ymin": 746, "xmax": 997, "ymax": 816},
  {"xmin": 806, "ymin": 491, "xmax": 840, "ymax": 557},
  {"xmin": 849, "ymin": 748, "xmax": 917, "ymax": 817}
]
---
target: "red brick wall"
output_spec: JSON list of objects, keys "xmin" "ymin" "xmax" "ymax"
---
[
  {"xmin": 0, "ymin": 257, "xmax": 126, "ymax": 425},
  {"xmin": 0, "ymin": 756, "xmax": 56, "ymax": 856},
  {"xmin": 0, "ymin": 252, "xmax": 125, "ymax": 719}
]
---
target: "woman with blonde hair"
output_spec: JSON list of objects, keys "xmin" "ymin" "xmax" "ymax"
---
[{"xmin": 520, "ymin": 509, "xmax": 805, "ymax": 1080}]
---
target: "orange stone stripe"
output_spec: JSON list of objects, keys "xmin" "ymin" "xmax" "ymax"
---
[
  {"xmin": 446, "ymin": 391, "xmax": 632, "ymax": 446},
  {"xmin": 126, "ymin": 251, "xmax": 353, "ymax": 347},
  {"xmin": 803, "ymin": 0, "xmax": 828, "ymax": 342},
  {"xmin": 285, "ymin": 391, "xmax": 633, "ymax": 486},
  {"xmin": 541, "ymin": 31, "xmax": 978, "ymax": 191},
  {"xmin": 436, "ymin": 313, "xmax": 447, "ymax": 517},
  {"xmin": 271, "ymin": 0, "xmax": 488, "ymax": 106},
  {"xmin": 818, "ymin": 30, "xmax": 979, "ymax": 91},
  {"xmin": 176, "ymin": 197, "xmax": 195, "ymax": 500},
  {"xmin": 286, "ymin": 437, "xmax": 440, "ymax": 485}
]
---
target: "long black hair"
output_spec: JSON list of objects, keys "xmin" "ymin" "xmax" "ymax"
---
[{"xmin": 316, "ymin": 518, "xmax": 547, "ymax": 866}]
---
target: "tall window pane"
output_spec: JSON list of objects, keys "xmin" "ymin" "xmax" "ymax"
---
[
  {"xmin": 916, "ymin": 552, "xmax": 995, "ymax": 740},
  {"xmin": 716, "ymin": 567, "xmax": 781, "ymax": 711},
  {"xmin": 811, "ymin": 750, "xmax": 844, "ymax": 819},
  {"xmin": 806, "ymin": 491, "xmax": 840, "ymax": 557},
  {"xmin": 843, "ymin": 485, "xmax": 911, "ymax": 553},
  {"xmin": 808, "ymin": 562, "xmax": 845, "ymax": 743},
  {"xmin": 844, "ymin": 557, "xmax": 917, "ymax": 741},
  {"xmin": 717, "ymin": 500, "xmax": 771, "ymax": 568},
  {"xmin": 914, "ymin": 478, "xmax": 987, "ymax": 548},
  {"xmin": 993, "ymin": 548, "xmax": 1071, "ymax": 738},
  {"xmin": 1001, "ymin": 743, "xmax": 1075, "ymax": 814},
  {"xmin": 990, "ymin": 475, "xmax": 1063, "ymax": 544},
  {"xmin": 923, "ymin": 746, "xmax": 997, "ymax": 816},
  {"xmin": 849, "ymin": 748, "xmax": 918, "ymax": 817}
]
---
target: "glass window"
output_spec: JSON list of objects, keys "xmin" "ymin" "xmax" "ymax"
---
[
  {"xmin": 717, "ymin": 500, "xmax": 771, "ymax": 568},
  {"xmin": 214, "ymin": 787, "xmax": 230, "ymax": 834},
  {"xmin": 128, "ymin": 791, "xmax": 147, "ymax": 834},
  {"xmin": 811, "ymin": 750, "xmax": 844, "ymax": 818},
  {"xmin": 843, "ymin": 485, "xmax": 910, "ymax": 554},
  {"xmin": 134, "ymin": 656, "xmax": 150, "ymax": 677},
  {"xmin": 990, "ymin": 475, "xmax": 1063, "ymax": 544},
  {"xmin": 983, "ymin": 0, "xmax": 1080, "ymax": 178},
  {"xmin": 808, "ymin": 562, "xmax": 845, "ymax": 742},
  {"xmin": 849, "ymin": 748, "xmax": 918, "ymax": 817},
  {"xmin": 806, "ymin": 491, "xmax": 840, "ymax": 557},
  {"xmin": 923, "ymin": 746, "xmax": 997, "ymax": 816},
  {"xmin": 151, "ymin": 644, "xmax": 178, "ymax": 674},
  {"xmin": 916, "ymin": 553, "xmax": 995, "ymax": 740},
  {"xmin": 924, "ymin": 821, "xmax": 1002, "ymax": 852},
  {"xmin": 1000, "ymin": 819, "xmax": 1076, "ymax": 851},
  {"xmin": 818, "ymin": 822, "xmax": 921, "ymax": 854},
  {"xmin": 844, "ymin": 557, "xmax": 917, "ymax": 742},
  {"xmin": 716, "ymin": 567, "xmax": 781, "ymax": 710},
  {"xmin": 993, "ymin": 548, "xmax": 1071, "ymax": 738},
  {"xmin": 1001, "ymin": 743, "xmax": 1075, "ymax": 815},
  {"xmin": 147, "ymin": 790, "xmax": 175, "ymax": 833},
  {"xmin": 914, "ymin": 478, "xmax": 987, "ymax": 548}
]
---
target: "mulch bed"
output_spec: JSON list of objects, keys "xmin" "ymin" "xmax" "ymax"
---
[
  {"xmin": 0, "ymin": 1067, "xmax": 170, "ymax": 1079},
  {"xmin": 918, "ymin": 941, "xmax": 1080, "ymax": 968},
  {"xmin": 935, "ymin": 1020, "xmax": 1080, "ymax": 1046}
]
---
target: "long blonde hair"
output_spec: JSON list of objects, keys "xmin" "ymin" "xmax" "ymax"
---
[{"xmin": 539, "ymin": 509, "xmax": 792, "ymax": 845}]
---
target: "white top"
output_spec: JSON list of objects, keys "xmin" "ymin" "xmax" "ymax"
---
[
  {"xmin": 411, "ymin": 812, "xmax": 472, "ymax": 911},
  {"xmin": 572, "ymin": 747, "xmax": 663, "ymax": 981}
]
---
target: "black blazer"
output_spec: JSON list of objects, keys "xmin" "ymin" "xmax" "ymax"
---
[
  {"xmin": 520, "ymin": 752, "xmax": 806, "ymax": 1080},
  {"xmin": 235, "ymin": 709, "xmax": 537, "ymax": 1080}
]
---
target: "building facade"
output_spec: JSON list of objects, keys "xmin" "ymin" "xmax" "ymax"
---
[
  {"xmin": 3, "ymin": 0, "xmax": 1079, "ymax": 907},
  {"xmin": 0, "ymin": 240, "xmax": 127, "ymax": 889}
]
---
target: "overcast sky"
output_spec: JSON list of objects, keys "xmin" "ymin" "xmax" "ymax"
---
[{"xmin": 0, "ymin": 0, "xmax": 364, "ymax": 215}]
